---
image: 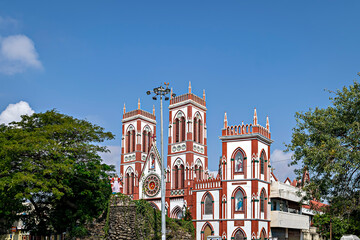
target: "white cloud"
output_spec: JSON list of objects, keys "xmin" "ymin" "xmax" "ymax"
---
[
  {"xmin": 0, "ymin": 101, "xmax": 35, "ymax": 125},
  {"xmin": 270, "ymin": 149, "xmax": 297, "ymax": 182},
  {"xmin": 99, "ymin": 146, "xmax": 121, "ymax": 172},
  {"xmin": 0, "ymin": 34, "xmax": 43, "ymax": 74}
]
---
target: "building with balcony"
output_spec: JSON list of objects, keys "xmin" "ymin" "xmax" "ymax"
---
[{"xmin": 270, "ymin": 173, "xmax": 324, "ymax": 240}]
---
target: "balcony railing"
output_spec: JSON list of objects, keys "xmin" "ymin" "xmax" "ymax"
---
[{"xmin": 271, "ymin": 211, "xmax": 309, "ymax": 229}]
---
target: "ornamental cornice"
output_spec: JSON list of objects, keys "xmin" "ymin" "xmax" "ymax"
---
[
  {"xmin": 219, "ymin": 133, "xmax": 274, "ymax": 144},
  {"xmin": 169, "ymin": 99, "xmax": 207, "ymax": 111},
  {"xmin": 122, "ymin": 115, "xmax": 156, "ymax": 124}
]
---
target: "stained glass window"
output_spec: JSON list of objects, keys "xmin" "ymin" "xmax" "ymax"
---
[
  {"xmin": 235, "ymin": 190, "xmax": 244, "ymax": 211},
  {"xmin": 235, "ymin": 151, "xmax": 244, "ymax": 172}
]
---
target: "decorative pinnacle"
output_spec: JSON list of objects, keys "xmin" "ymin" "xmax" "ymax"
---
[
  {"xmin": 170, "ymin": 88, "xmax": 173, "ymax": 99},
  {"xmin": 188, "ymin": 81, "xmax": 192, "ymax": 93},
  {"xmin": 253, "ymin": 108, "xmax": 258, "ymax": 125},
  {"xmin": 203, "ymin": 89, "xmax": 206, "ymax": 100},
  {"xmin": 123, "ymin": 103, "xmax": 126, "ymax": 114},
  {"xmin": 224, "ymin": 112, "xmax": 228, "ymax": 128},
  {"xmin": 266, "ymin": 115, "xmax": 270, "ymax": 130},
  {"xmin": 153, "ymin": 105, "xmax": 155, "ymax": 115},
  {"xmin": 138, "ymin": 98, "xmax": 140, "ymax": 109}
]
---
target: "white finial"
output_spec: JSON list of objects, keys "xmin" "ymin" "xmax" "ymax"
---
[
  {"xmin": 266, "ymin": 115, "xmax": 270, "ymax": 131},
  {"xmin": 138, "ymin": 98, "xmax": 140, "ymax": 109},
  {"xmin": 170, "ymin": 88, "xmax": 173, "ymax": 99},
  {"xmin": 123, "ymin": 103, "xmax": 126, "ymax": 114},
  {"xmin": 253, "ymin": 108, "xmax": 258, "ymax": 125},
  {"xmin": 203, "ymin": 89, "xmax": 206, "ymax": 100},
  {"xmin": 189, "ymin": 81, "xmax": 192, "ymax": 93},
  {"xmin": 224, "ymin": 112, "xmax": 228, "ymax": 128},
  {"xmin": 153, "ymin": 105, "xmax": 155, "ymax": 115}
]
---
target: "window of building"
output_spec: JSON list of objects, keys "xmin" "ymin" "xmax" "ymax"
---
[
  {"xmin": 193, "ymin": 118, "xmax": 197, "ymax": 142},
  {"xmin": 203, "ymin": 224, "xmax": 213, "ymax": 240},
  {"xmin": 181, "ymin": 116, "xmax": 186, "ymax": 141},
  {"xmin": 174, "ymin": 165, "xmax": 179, "ymax": 189},
  {"xmin": 234, "ymin": 151, "xmax": 244, "ymax": 172},
  {"xmin": 175, "ymin": 118, "xmax": 180, "ymax": 143},
  {"xmin": 235, "ymin": 190, "xmax": 244, "ymax": 211},
  {"xmin": 179, "ymin": 164, "xmax": 184, "ymax": 189},
  {"xmin": 204, "ymin": 194, "xmax": 213, "ymax": 215},
  {"xmin": 234, "ymin": 229, "xmax": 245, "ymax": 240},
  {"xmin": 260, "ymin": 229, "xmax": 266, "ymax": 240},
  {"xmin": 260, "ymin": 190, "xmax": 265, "ymax": 212},
  {"xmin": 260, "ymin": 151, "xmax": 265, "ymax": 175}
]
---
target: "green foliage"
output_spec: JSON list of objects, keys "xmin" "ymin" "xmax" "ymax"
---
[
  {"xmin": 183, "ymin": 207, "xmax": 192, "ymax": 221},
  {"xmin": 103, "ymin": 198, "xmax": 111, "ymax": 237},
  {"xmin": 286, "ymin": 77, "xmax": 360, "ymax": 231},
  {"xmin": 0, "ymin": 110, "xmax": 114, "ymax": 236},
  {"xmin": 114, "ymin": 194, "xmax": 194, "ymax": 240},
  {"xmin": 313, "ymin": 213, "xmax": 356, "ymax": 240}
]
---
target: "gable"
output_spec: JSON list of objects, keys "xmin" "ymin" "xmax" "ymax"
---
[{"xmin": 140, "ymin": 144, "xmax": 162, "ymax": 177}]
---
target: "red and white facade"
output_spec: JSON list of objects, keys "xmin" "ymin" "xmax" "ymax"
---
[{"xmin": 120, "ymin": 83, "xmax": 273, "ymax": 240}]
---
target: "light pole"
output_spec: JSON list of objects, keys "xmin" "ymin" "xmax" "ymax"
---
[{"xmin": 147, "ymin": 82, "xmax": 175, "ymax": 240}]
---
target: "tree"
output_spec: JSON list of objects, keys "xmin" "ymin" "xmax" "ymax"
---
[
  {"xmin": 0, "ymin": 110, "xmax": 114, "ymax": 236},
  {"xmin": 313, "ymin": 212, "xmax": 350, "ymax": 240},
  {"xmin": 286, "ymin": 77, "xmax": 360, "ymax": 230}
]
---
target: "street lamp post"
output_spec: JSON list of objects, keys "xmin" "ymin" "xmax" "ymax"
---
[{"xmin": 147, "ymin": 83, "xmax": 175, "ymax": 240}]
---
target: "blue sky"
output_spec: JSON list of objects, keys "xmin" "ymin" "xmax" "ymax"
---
[{"xmin": 1, "ymin": 1, "xmax": 359, "ymax": 181}]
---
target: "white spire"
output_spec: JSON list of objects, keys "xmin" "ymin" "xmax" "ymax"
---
[
  {"xmin": 253, "ymin": 108, "xmax": 258, "ymax": 125},
  {"xmin": 224, "ymin": 112, "xmax": 228, "ymax": 128}
]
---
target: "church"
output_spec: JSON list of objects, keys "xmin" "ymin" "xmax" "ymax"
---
[{"xmin": 119, "ymin": 83, "xmax": 273, "ymax": 240}]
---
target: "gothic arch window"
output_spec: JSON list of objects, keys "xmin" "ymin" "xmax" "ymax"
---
[
  {"xmin": 175, "ymin": 118, "xmax": 180, "ymax": 143},
  {"xmin": 181, "ymin": 116, "xmax": 186, "ymax": 142},
  {"xmin": 125, "ymin": 167, "xmax": 135, "ymax": 195},
  {"xmin": 142, "ymin": 126, "xmax": 152, "ymax": 153},
  {"xmin": 201, "ymin": 223, "xmax": 214, "ymax": 240},
  {"xmin": 195, "ymin": 159, "xmax": 203, "ymax": 180},
  {"xmin": 173, "ymin": 158, "xmax": 184, "ymax": 189},
  {"xmin": 193, "ymin": 118, "xmax": 198, "ymax": 142},
  {"xmin": 234, "ymin": 151, "xmax": 244, "ymax": 173},
  {"xmin": 260, "ymin": 150, "xmax": 266, "ymax": 175},
  {"xmin": 171, "ymin": 206, "xmax": 183, "ymax": 219},
  {"xmin": 198, "ymin": 119, "xmax": 202, "ymax": 144},
  {"xmin": 126, "ymin": 125, "xmax": 135, "ymax": 153},
  {"xmin": 174, "ymin": 111, "xmax": 185, "ymax": 143},
  {"xmin": 127, "ymin": 133, "xmax": 131, "ymax": 153},
  {"xmin": 235, "ymin": 190, "xmax": 244, "ymax": 211},
  {"xmin": 233, "ymin": 228, "xmax": 246, "ymax": 240},
  {"xmin": 193, "ymin": 112, "xmax": 202, "ymax": 144},
  {"xmin": 260, "ymin": 228, "xmax": 266, "ymax": 240},
  {"xmin": 232, "ymin": 187, "xmax": 247, "ymax": 218},
  {"xmin": 142, "ymin": 130, "xmax": 147, "ymax": 152},
  {"xmin": 179, "ymin": 164, "xmax": 184, "ymax": 189},
  {"xmin": 204, "ymin": 193, "xmax": 213, "ymax": 215},
  {"xmin": 149, "ymin": 202, "xmax": 159, "ymax": 210},
  {"xmin": 260, "ymin": 189, "xmax": 266, "ymax": 213},
  {"xmin": 231, "ymin": 148, "xmax": 247, "ymax": 178},
  {"xmin": 174, "ymin": 165, "xmax": 179, "ymax": 189}
]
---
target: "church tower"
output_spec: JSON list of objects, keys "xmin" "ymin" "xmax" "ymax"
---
[
  {"xmin": 120, "ymin": 100, "xmax": 156, "ymax": 200},
  {"xmin": 166, "ymin": 82, "xmax": 208, "ymax": 218},
  {"xmin": 219, "ymin": 109, "xmax": 273, "ymax": 240}
]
